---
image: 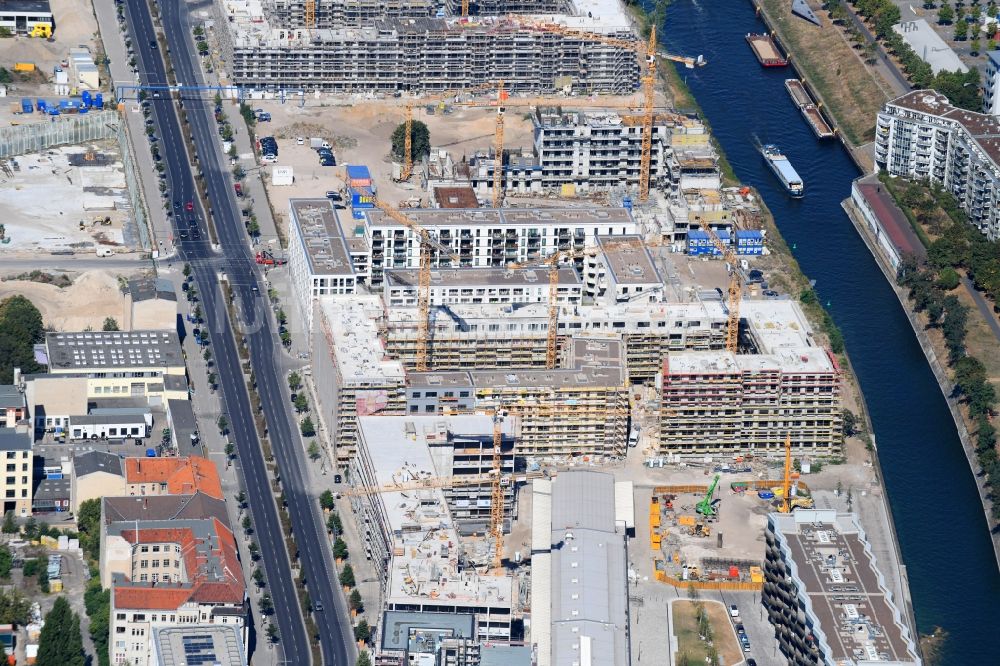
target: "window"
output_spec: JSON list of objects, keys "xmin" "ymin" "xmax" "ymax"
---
[
  {"xmin": 140, "ymin": 560, "xmax": 148, "ymax": 568},
  {"xmin": 140, "ymin": 546, "xmax": 149, "ymax": 553}
]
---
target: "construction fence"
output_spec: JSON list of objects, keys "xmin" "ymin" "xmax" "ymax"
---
[{"xmin": 0, "ymin": 111, "xmax": 151, "ymax": 250}]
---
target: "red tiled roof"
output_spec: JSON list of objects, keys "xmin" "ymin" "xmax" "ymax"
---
[
  {"xmin": 114, "ymin": 587, "xmax": 192, "ymax": 610},
  {"xmin": 124, "ymin": 456, "xmax": 223, "ymax": 500}
]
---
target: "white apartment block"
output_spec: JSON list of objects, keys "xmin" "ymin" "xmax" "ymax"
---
[
  {"xmin": 361, "ymin": 206, "xmax": 639, "ymax": 286},
  {"xmin": 876, "ymin": 90, "xmax": 1000, "ymax": 239},
  {"xmin": 287, "ymin": 199, "xmax": 358, "ymax": 330},
  {"xmin": 985, "ymin": 51, "xmax": 1000, "ymax": 115},
  {"xmin": 532, "ymin": 108, "xmax": 672, "ymax": 192},
  {"xmin": 382, "ymin": 266, "xmax": 583, "ymax": 308}
]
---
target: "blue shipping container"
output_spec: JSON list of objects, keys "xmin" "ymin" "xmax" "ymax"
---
[
  {"xmin": 81, "ymin": 90, "xmax": 92, "ymax": 107},
  {"xmin": 94, "ymin": 93, "xmax": 104, "ymax": 109},
  {"xmin": 36, "ymin": 99, "xmax": 47, "ymax": 112},
  {"xmin": 346, "ymin": 165, "xmax": 372, "ymax": 182},
  {"xmin": 20, "ymin": 98, "xmax": 32, "ymax": 113},
  {"xmin": 350, "ymin": 186, "xmax": 375, "ymax": 209}
]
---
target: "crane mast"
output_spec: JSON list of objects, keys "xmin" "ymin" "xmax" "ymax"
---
[
  {"xmin": 492, "ymin": 81, "xmax": 507, "ymax": 208},
  {"xmin": 698, "ymin": 218, "xmax": 741, "ymax": 353}
]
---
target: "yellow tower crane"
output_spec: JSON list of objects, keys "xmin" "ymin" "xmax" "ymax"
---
[
  {"xmin": 372, "ymin": 197, "xmax": 460, "ymax": 371},
  {"xmin": 697, "ymin": 218, "xmax": 741, "ymax": 353},
  {"xmin": 781, "ymin": 434, "xmax": 792, "ymax": 514},
  {"xmin": 492, "ymin": 81, "xmax": 508, "ymax": 208},
  {"xmin": 510, "ymin": 20, "xmax": 704, "ymax": 203},
  {"xmin": 304, "ymin": 0, "xmax": 315, "ymax": 28},
  {"xmin": 398, "ymin": 82, "xmax": 498, "ymax": 182},
  {"xmin": 462, "ymin": 0, "xmax": 469, "ymax": 17}
]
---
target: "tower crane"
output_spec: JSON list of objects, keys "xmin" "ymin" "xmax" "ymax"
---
[
  {"xmin": 492, "ymin": 81, "xmax": 508, "ymax": 208},
  {"xmin": 781, "ymin": 434, "xmax": 793, "ymax": 514},
  {"xmin": 461, "ymin": 0, "xmax": 469, "ymax": 17},
  {"xmin": 510, "ymin": 20, "xmax": 704, "ymax": 202},
  {"xmin": 398, "ymin": 82, "xmax": 497, "ymax": 182},
  {"xmin": 304, "ymin": 0, "xmax": 315, "ymax": 28},
  {"xmin": 697, "ymin": 218, "xmax": 741, "ymax": 353},
  {"xmin": 372, "ymin": 197, "xmax": 460, "ymax": 371}
]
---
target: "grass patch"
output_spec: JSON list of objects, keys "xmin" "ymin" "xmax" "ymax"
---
[{"xmin": 759, "ymin": 0, "xmax": 887, "ymax": 145}]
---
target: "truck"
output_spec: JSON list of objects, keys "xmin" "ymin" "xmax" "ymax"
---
[
  {"xmin": 234, "ymin": 182, "xmax": 244, "ymax": 198},
  {"xmin": 255, "ymin": 249, "xmax": 287, "ymax": 266},
  {"xmin": 96, "ymin": 247, "xmax": 115, "ymax": 257},
  {"xmin": 309, "ymin": 137, "xmax": 331, "ymax": 150}
]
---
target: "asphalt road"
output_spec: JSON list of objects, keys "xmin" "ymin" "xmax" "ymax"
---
[
  {"xmin": 119, "ymin": 0, "xmax": 316, "ymax": 663},
  {"xmin": 124, "ymin": 0, "xmax": 355, "ymax": 663}
]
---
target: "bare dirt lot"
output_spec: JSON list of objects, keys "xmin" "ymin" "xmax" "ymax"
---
[
  {"xmin": 0, "ymin": 270, "xmax": 129, "ymax": 330},
  {"xmin": 0, "ymin": 143, "xmax": 133, "ymax": 252},
  {"xmin": 250, "ymin": 94, "xmax": 648, "ymax": 233},
  {"xmin": 672, "ymin": 599, "xmax": 743, "ymax": 666}
]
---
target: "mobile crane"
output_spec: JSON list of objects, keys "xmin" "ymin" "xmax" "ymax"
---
[{"xmin": 696, "ymin": 473, "xmax": 721, "ymax": 517}]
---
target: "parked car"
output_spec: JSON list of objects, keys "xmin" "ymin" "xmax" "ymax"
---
[{"xmin": 729, "ymin": 604, "xmax": 739, "ymax": 618}]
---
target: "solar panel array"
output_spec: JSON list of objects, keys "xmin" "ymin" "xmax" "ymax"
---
[{"xmin": 181, "ymin": 634, "xmax": 218, "ymax": 665}]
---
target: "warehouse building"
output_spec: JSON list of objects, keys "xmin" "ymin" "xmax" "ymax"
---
[
  {"xmin": 531, "ymin": 471, "xmax": 631, "ymax": 666},
  {"xmin": 875, "ymin": 90, "xmax": 1000, "ymax": 239},
  {"xmin": 215, "ymin": 0, "xmax": 639, "ymax": 94},
  {"xmin": 763, "ymin": 511, "xmax": 921, "ymax": 666},
  {"xmin": 0, "ymin": 0, "xmax": 53, "ymax": 36}
]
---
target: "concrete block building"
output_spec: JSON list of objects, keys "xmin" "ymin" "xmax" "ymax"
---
[
  {"xmin": 875, "ymin": 90, "xmax": 1000, "ymax": 239},
  {"xmin": 351, "ymin": 415, "xmax": 515, "ymax": 641},
  {"xmin": 287, "ymin": 199, "xmax": 359, "ymax": 330},
  {"xmin": 0, "ymin": 385, "xmax": 26, "ymax": 428},
  {"xmin": 311, "ymin": 296, "xmax": 406, "ymax": 463},
  {"xmin": 532, "ymin": 108, "xmax": 672, "ymax": 192},
  {"xmin": 763, "ymin": 511, "xmax": 921, "ymax": 666},
  {"xmin": 383, "ymin": 266, "xmax": 583, "ymax": 309},
  {"xmin": 215, "ymin": 0, "xmax": 639, "ymax": 94},
  {"xmin": 0, "ymin": 427, "xmax": 32, "ymax": 517}
]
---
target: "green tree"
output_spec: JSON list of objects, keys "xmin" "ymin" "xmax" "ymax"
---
[
  {"xmin": 0, "ymin": 545, "xmax": 11, "ymax": 579},
  {"xmin": 333, "ymin": 537, "xmax": 348, "ymax": 560},
  {"xmin": 390, "ymin": 120, "xmax": 431, "ymax": 161},
  {"xmin": 253, "ymin": 567, "xmax": 265, "ymax": 588},
  {"xmin": 208, "ymin": 372, "xmax": 217, "ymax": 388},
  {"xmin": 0, "ymin": 512, "xmax": 14, "ymax": 535},
  {"xmin": 349, "ymin": 588, "xmax": 364, "ymax": 612},
  {"xmin": 225, "ymin": 442, "xmax": 236, "ymax": 459},
  {"xmin": 288, "ymin": 371, "xmax": 302, "ymax": 391},
  {"xmin": 308, "ymin": 441, "xmax": 321, "ymax": 461},
  {"xmin": 971, "ymin": 37, "xmax": 982, "ymax": 54},
  {"xmin": 842, "ymin": 409, "xmax": 860, "ymax": 437},
  {"xmin": 0, "ymin": 590, "xmax": 31, "ymax": 624},
  {"xmin": 956, "ymin": 19, "xmax": 969, "ymax": 40},
  {"xmin": 300, "ymin": 417, "xmax": 316, "ymax": 437},
  {"xmin": 990, "ymin": 4, "xmax": 999, "ymax": 18},
  {"xmin": 319, "ymin": 490, "xmax": 335, "ymax": 511},
  {"xmin": 183, "ymin": 263, "xmax": 192, "ymax": 277},
  {"xmin": 354, "ymin": 618, "xmax": 371, "ymax": 643},
  {"xmin": 77, "ymin": 498, "xmax": 102, "ymax": 561},
  {"xmin": 340, "ymin": 563, "xmax": 356, "ymax": 588},
  {"xmin": 937, "ymin": 266, "xmax": 961, "ymax": 290},
  {"xmin": 356, "ymin": 651, "xmax": 372, "ymax": 666},
  {"xmin": 84, "ymin": 575, "xmax": 110, "ymax": 666},
  {"xmin": 217, "ymin": 415, "xmax": 229, "ymax": 435},
  {"xmin": 294, "ymin": 393, "xmax": 310, "ymax": 413},
  {"xmin": 327, "ymin": 512, "xmax": 343, "ymax": 536},
  {"xmin": 0, "ymin": 295, "xmax": 45, "ymax": 383},
  {"xmin": 259, "ymin": 593, "xmax": 274, "ymax": 615},
  {"xmin": 939, "ymin": 2, "xmax": 955, "ymax": 24},
  {"xmin": 36, "ymin": 597, "xmax": 85, "ymax": 666},
  {"xmin": 248, "ymin": 541, "xmax": 260, "ymax": 561},
  {"xmin": 242, "ymin": 515, "xmax": 253, "ymax": 534},
  {"xmin": 101, "ymin": 317, "xmax": 119, "ymax": 331}
]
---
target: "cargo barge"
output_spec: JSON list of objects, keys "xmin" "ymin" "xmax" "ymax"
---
[
  {"xmin": 746, "ymin": 33, "xmax": 788, "ymax": 66},
  {"xmin": 784, "ymin": 79, "xmax": 835, "ymax": 139},
  {"xmin": 761, "ymin": 144, "xmax": 803, "ymax": 197}
]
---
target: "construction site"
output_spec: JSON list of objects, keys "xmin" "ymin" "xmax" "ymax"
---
[{"xmin": 203, "ymin": 0, "xmax": 924, "ymax": 663}]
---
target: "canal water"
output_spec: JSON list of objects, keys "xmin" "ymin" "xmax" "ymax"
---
[{"xmin": 660, "ymin": 1, "xmax": 1000, "ymax": 662}]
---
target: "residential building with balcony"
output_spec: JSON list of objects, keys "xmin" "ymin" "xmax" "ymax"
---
[{"xmin": 876, "ymin": 90, "xmax": 1000, "ymax": 239}]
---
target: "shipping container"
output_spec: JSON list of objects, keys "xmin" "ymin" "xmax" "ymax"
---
[
  {"xmin": 346, "ymin": 164, "xmax": 373, "ymax": 188},
  {"xmin": 20, "ymin": 98, "xmax": 32, "ymax": 114},
  {"xmin": 94, "ymin": 93, "xmax": 104, "ymax": 109},
  {"xmin": 81, "ymin": 90, "xmax": 92, "ymax": 107},
  {"xmin": 13, "ymin": 63, "xmax": 35, "ymax": 72},
  {"xmin": 350, "ymin": 185, "xmax": 375, "ymax": 209},
  {"xmin": 686, "ymin": 229, "xmax": 730, "ymax": 256},
  {"xmin": 36, "ymin": 99, "xmax": 47, "ymax": 112},
  {"xmin": 734, "ymin": 229, "xmax": 764, "ymax": 256}
]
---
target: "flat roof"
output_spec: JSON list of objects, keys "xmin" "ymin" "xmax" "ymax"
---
[
  {"xmin": 45, "ymin": 331, "xmax": 184, "ymax": 370},
  {"xmin": 769, "ymin": 511, "xmax": 920, "ymax": 665},
  {"xmin": 893, "ymin": 19, "xmax": 967, "ymax": 74},
  {"xmin": 33, "ymin": 477, "xmax": 70, "ymax": 501},
  {"xmin": 386, "ymin": 266, "xmax": 581, "ymax": 289},
  {"xmin": 316, "ymin": 296, "xmax": 405, "ymax": 386},
  {"xmin": 481, "ymin": 644, "xmax": 533, "ymax": 666},
  {"xmin": 153, "ymin": 625, "xmax": 247, "ymax": 666},
  {"xmin": 665, "ymin": 347, "xmax": 834, "ymax": 376},
  {"xmin": 470, "ymin": 364, "xmax": 625, "ymax": 390},
  {"xmin": 127, "ymin": 277, "xmax": 177, "ymax": 303},
  {"xmin": 0, "ymin": 0, "xmax": 52, "ymax": 14},
  {"xmin": 0, "ymin": 385, "xmax": 24, "ymax": 410},
  {"xmin": 167, "ymin": 399, "xmax": 198, "ymax": 443},
  {"xmin": 434, "ymin": 186, "xmax": 479, "ymax": 209},
  {"xmin": 356, "ymin": 415, "xmax": 514, "ymax": 609},
  {"xmin": 364, "ymin": 206, "xmax": 635, "ymax": 229},
  {"xmin": 379, "ymin": 610, "xmax": 475, "ymax": 652},
  {"xmin": 598, "ymin": 235, "xmax": 661, "ymax": 286},
  {"xmin": 547, "ymin": 471, "xmax": 629, "ymax": 666},
  {"xmin": 289, "ymin": 198, "xmax": 356, "ymax": 277}
]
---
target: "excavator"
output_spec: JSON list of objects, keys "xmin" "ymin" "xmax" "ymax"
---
[{"xmin": 695, "ymin": 473, "xmax": 721, "ymax": 517}]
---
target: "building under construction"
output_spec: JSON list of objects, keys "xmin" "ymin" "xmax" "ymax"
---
[
  {"xmin": 216, "ymin": 0, "xmax": 640, "ymax": 93},
  {"xmin": 351, "ymin": 415, "xmax": 516, "ymax": 641},
  {"xmin": 407, "ymin": 337, "xmax": 629, "ymax": 458},
  {"xmin": 659, "ymin": 301, "xmax": 844, "ymax": 455}
]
